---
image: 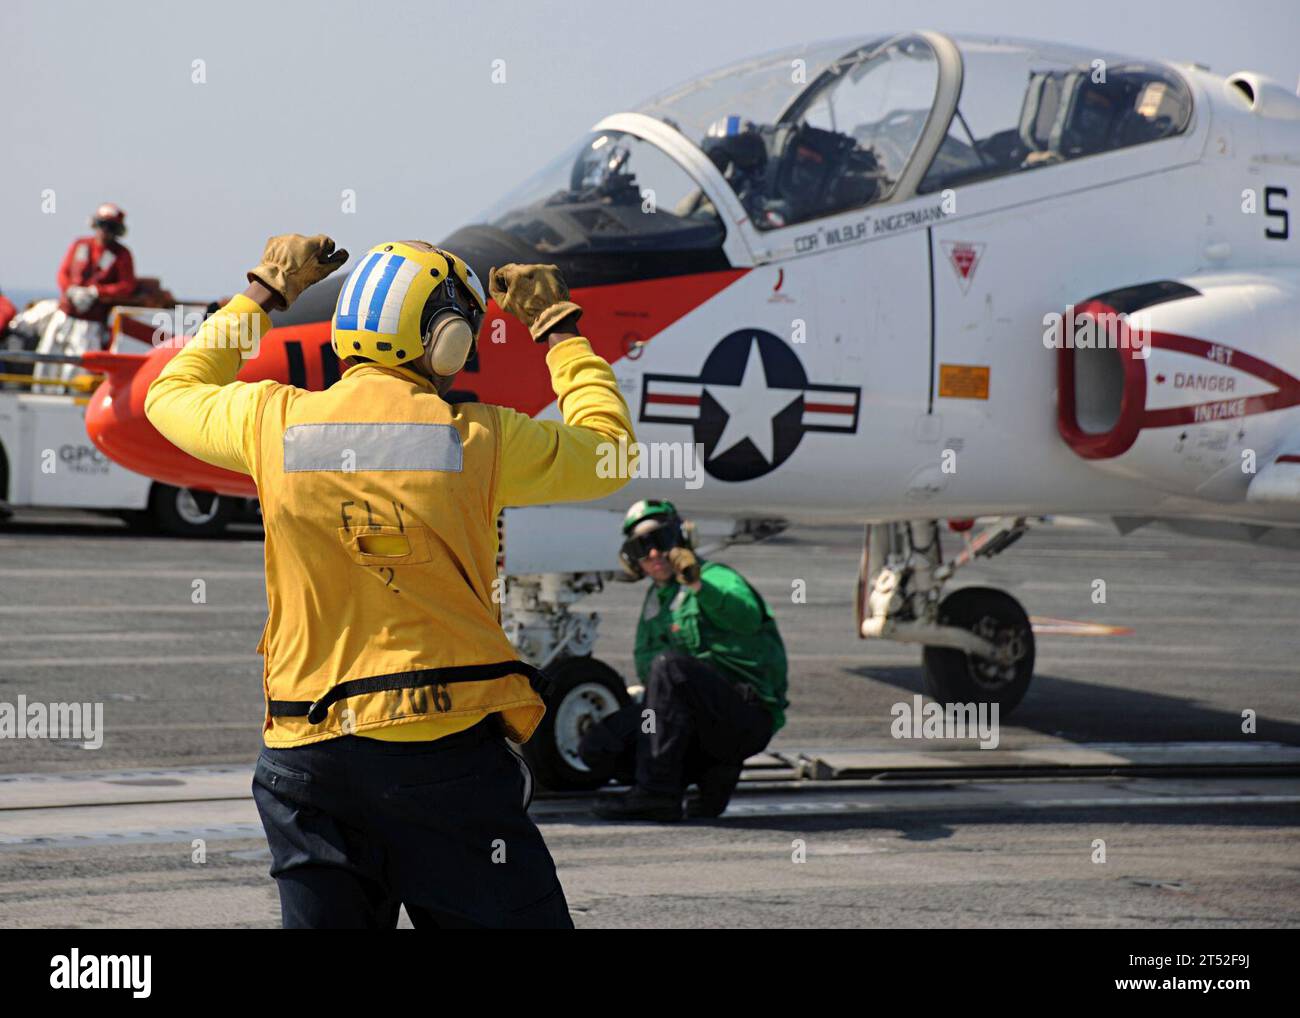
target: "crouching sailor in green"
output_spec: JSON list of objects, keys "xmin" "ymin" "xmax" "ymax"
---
[{"xmin": 583, "ymin": 499, "xmax": 788, "ymax": 821}]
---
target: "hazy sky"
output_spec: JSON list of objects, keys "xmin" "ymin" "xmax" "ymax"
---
[{"xmin": 2, "ymin": 0, "xmax": 1295, "ymax": 296}]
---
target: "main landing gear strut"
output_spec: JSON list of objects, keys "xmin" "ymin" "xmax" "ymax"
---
[{"xmin": 857, "ymin": 518, "xmax": 1037, "ymax": 714}]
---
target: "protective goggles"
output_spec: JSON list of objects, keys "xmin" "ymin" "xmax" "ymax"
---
[{"xmin": 621, "ymin": 524, "xmax": 680, "ymax": 562}]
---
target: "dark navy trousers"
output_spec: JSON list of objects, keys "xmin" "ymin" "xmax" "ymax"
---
[
  {"xmin": 580, "ymin": 651, "xmax": 774, "ymax": 795},
  {"xmin": 252, "ymin": 718, "xmax": 572, "ymax": 929}
]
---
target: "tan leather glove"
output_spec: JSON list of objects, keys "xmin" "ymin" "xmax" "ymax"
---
[
  {"xmin": 668, "ymin": 547, "xmax": 701, "ymax": 587},
  {"xmin": 247, "ymin": 234, "xmax": 348, "ymax": 310},
  {"xmin": 489, "ymin": 263, "xmax": 582, "ymax": 342}
]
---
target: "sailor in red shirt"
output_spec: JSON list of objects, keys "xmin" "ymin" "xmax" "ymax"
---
[
  {"xmin": 57, "ymin": 203, "xmax": 137, "ymax": 322},
  {"xmin": 0, "ymin": 291, "xmax": 16, "ymax": 337},
  {"xmin": 36, "ymin": 203, "xmax": 138, "ymax": 389}
]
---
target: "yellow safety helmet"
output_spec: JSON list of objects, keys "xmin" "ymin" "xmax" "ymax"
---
[{"xmin": 331, "ymin": 241, "xmax": 487, "ymax": 375}]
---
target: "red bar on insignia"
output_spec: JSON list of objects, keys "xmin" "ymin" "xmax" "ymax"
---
[
  {"xmin": 643, "ymin": 379, "xmax": 703, "ymax": 419},
  {"xmin": 802, "ymin": 389, "xmax": 858, "ymax": 428}
]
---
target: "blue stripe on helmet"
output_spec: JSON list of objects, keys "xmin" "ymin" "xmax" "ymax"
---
[
  {"xmin": 364, "ymin": 255, "xmax": 405, "ymax": 331},
  {"xmin": 336, "ymin": 251, "xmax": 383, "ymax": 331}
]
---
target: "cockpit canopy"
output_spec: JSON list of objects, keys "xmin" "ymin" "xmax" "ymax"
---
[
  {"xmin": 458, "ymin": 33, "xmax": 1192, "ymax": 281},
  {"xmin": 479, "ymin": 129, "xmax": 726, "ymax": 255},
  {"xmin": 919, "ymin": 37, "xmax": 1192, "ymax": 195},
  {"xmin": 641, "ymin": 34, "xmax": 939, "ymax": 228}
]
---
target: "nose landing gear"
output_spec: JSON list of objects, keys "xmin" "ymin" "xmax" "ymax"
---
[{"xmin": 524, "ymin": 656, "xmax": 630, "ymax": 791}]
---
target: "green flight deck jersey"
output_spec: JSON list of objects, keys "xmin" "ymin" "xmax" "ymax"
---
[{"xmin": 633, "ymin": 560, "xmax": 789, "ymax": 731}]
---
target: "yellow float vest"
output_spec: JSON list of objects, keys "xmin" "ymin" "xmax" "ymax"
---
[{"xmin": 251, "ymin": 363, "xmax": 544, "ymax": 748}]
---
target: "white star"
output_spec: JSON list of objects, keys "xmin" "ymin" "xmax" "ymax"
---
[{"xmin": 705, "ymin": 336, "xmax": 799, "ymax": 465}]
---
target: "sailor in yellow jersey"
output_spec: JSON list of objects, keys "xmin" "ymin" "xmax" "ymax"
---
[{"xmin": 145, "ymin": 234, "xmax": 635, "ymax": 928}]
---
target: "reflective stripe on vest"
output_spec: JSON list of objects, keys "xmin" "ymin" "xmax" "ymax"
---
[{"xmin": 283, "ymin": 422, "xmax": 463, "ymax": 473}]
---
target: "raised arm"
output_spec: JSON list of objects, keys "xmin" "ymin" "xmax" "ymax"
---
[
  {"xmin": 491, "ymin": 265, "xmax": 638, "ymax": 508},
  {"xmin": 144, "ymin": 234, "xmax": 347, "ymax": 475}
]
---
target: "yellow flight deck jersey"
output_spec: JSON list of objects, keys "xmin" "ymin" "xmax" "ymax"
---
[{"xmin": 145, "ymin": 295, "xmax": 635, "ymax": 747}]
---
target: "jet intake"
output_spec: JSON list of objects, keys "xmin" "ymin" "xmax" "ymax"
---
[
  {"xmin": 1070, "ymin": 344, "xmax": 1125, "ymax": 436},
  {"xmin": 1055, "ymin": 274, "xmax": 1300, "ymax": 502},
  {"xmin": 1055, "ymin": 295, "xmax": 1152, "ymax": 460}
]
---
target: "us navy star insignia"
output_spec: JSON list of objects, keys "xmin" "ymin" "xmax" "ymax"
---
[{"xmin": 639, "ymin": 329, "xmax": 862, "ymax": 482}]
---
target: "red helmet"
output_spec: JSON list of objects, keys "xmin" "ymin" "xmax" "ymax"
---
[{"xmin": 91, "ymin": 203, "xmax": 127, "ymax": 236}]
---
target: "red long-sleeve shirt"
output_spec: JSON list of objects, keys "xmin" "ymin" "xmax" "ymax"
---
[
  {"xmin": 57, "ymin": 236, "xmax": 136, "ymax": 323},
  {"xmin": 0, "ymin": 294, "xmax": 16, "ymax": 335}
]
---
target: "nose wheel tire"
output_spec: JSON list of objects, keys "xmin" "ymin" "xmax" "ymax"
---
[
  {"xmin": 922, "ymin": 586, "xmax": 1035, "ymax": 716},
  {"xmin": 520, "ymin": 656, "xmax": 630, "ymax": 791}
]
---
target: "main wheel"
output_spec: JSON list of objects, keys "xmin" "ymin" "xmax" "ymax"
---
[
  {"xmin": 147, "ymin": 484, "xmax": 235, "ymax": 538},
  {"xmin": 521, "ymin": 656, "xmax": 630, "ymax": 791},
  {"xmin": 922, "ymin": 586, "xmax": 1035, "ymax": 716}
]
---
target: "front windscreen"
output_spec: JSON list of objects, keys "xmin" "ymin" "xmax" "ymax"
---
[{"xmin": 477, "ymin": 130, "xmax": 724, "ymax": 255}]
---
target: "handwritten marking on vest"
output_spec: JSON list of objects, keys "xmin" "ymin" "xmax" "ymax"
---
[
  {"xmin": 432, "ymin": 683, "xmax": 452, "ymax": 712},
  {"xmin": 343, "ymin": 500, "xmax": 410, "ymax": 534},
  {"xmin": 376, "ymin": 566, "xmax": 400, "ymax": 594}
]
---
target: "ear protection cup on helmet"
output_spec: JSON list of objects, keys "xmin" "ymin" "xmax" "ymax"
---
[
  {"xmin": 424, "ymin": 308, "xmax": 475, "ymax": 377},
  {"xmin": 618, "ymin": 545, "xmax": 646, "ymax": 579}
]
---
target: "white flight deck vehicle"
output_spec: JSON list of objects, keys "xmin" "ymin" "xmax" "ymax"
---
[
  {"xmin": 0, "ymin": 307, "xmax": 245, "ymax": 536},
  {"xmin": 432, "ymin": 31, "xmax": 1300, "ymax": 786}
]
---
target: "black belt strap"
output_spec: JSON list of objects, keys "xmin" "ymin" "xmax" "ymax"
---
[{"xmin": 269, "ymin": 660, "xmax": 548, "ymax": 725}]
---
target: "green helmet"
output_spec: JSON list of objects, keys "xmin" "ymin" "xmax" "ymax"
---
[{"xmin": 621, "ymin": 498, "xmax": 681, "ymax": 535}]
